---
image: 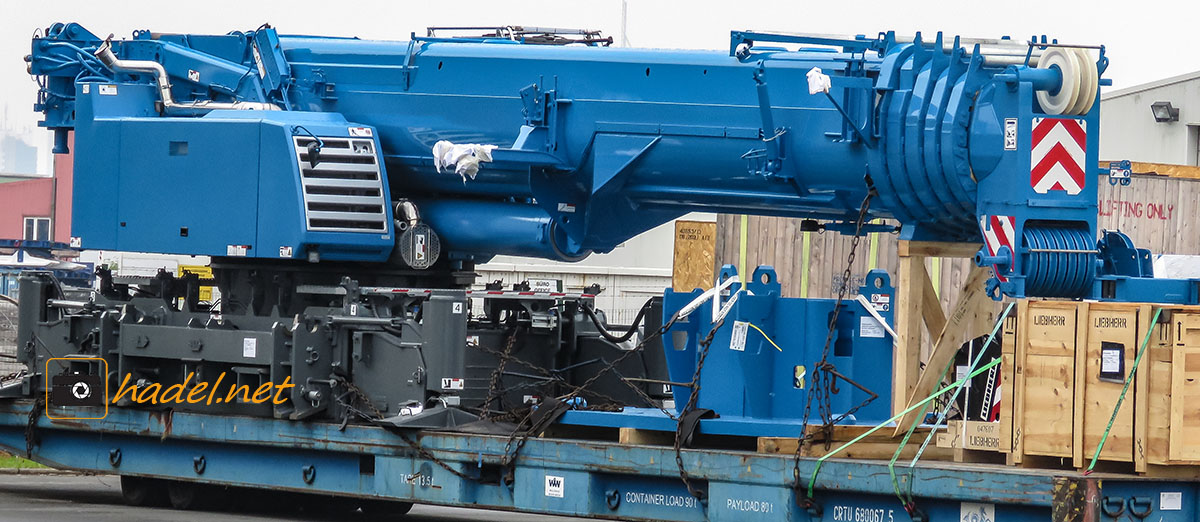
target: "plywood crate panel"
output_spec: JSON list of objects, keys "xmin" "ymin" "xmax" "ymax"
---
[
  {"xmin": 1169, "ymin": 313, "xmax": 1200, "ymax": 461},
  {"xmin": 1080, "ymin": 303, "xmax": 1150, "ymax": 464},
  {"xmin": 1146, "ymin": 309, "xmax": 1200, "ymax": 466},
  {"xmin": 1146, "ymin": 315, "xmax": 1175, "ymax": 466},
  {"xmin": 937, "ymin": 420, "xmax": 1002, "ymax": 451},
  {"xmin": 1012, "ymin": 300, "xmax": 1084, "ymax": 462}
]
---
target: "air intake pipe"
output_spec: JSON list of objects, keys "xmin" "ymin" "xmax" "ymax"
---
[{"xmin": 94, "ymin": 37, "xmax": 278, "ymax": 114}]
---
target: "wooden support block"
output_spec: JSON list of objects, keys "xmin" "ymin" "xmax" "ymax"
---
[
  {"xmin": 893, "ymin": 266, "xmax": 991, "ymax": 436},
  {"xmin": 758, "ymin": 424, "xmax": 939, "ymax": 458},
  {"xmin": 919, "ymin": 266, "xmax": 947, "ymax": 342},
  {"xmin": 757, "ymin": 437, "xmax": 798, "ymax": 454},
  {"xmin": 759, "ymin": 437, "xmax": 953, "ymax": 461},
  {"xmin": 1012, "ymin": 454, "xmax": 1076, "ymax": 472},
  {"xmin": 893, "ymin": 242, "xmax": 967, "ymax": 420},
  {"xmin": 1141, "ymin": 465, "xmax": 1200, "ymax": 479},
  {"xmin": 894, "ymin": 255, "xmax": 927, "ymax": 417},
  {"xmin": 957, "ymin": 448, "xmax": 1007, "ymax": 464},
  {"xmin": 897, "ymin": 241, "xmax": 981, "ymax": 258},
  {"xmin": 619, "ymin": 427, "xmax": 675, "ymax": 446},
  {"xmin": 808, "ymin": 442, "xmax": 955, "ymax": 461}
]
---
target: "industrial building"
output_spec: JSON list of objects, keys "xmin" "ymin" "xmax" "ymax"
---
[
  {"xmin": 1100, "ymin": 70, "xmax": 1200, "ymax": 166},
  {"xmin": 0, "ymin": 143, "xmax": 70, "ymax": 244}
]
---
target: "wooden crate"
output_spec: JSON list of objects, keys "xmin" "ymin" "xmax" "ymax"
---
[
  {"xmin": 1009, "ymin": 300, "xmax": 1085, "ymax": 465},
  {"xmin": 1145, "ymin": 308, "xmax": 1200, "ymax": 470},
  {"xmin": 1167, "ymin": 311, "xmax": 1200, "ymax": 462},
  {"xmin": 1007, "ymin": 300, "xmax": 1200, "ymax": 474},
  {"xmin": 1079, "ymin": 303, "xmax": 1151, "ymax": 468}
]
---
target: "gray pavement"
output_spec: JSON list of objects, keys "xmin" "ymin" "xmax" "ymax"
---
[{"xmin": 0, "ymin": 473, "xmax": 589, "ymax": 522}]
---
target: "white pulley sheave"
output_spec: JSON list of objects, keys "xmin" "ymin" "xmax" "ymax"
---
[
  {"xmin": 1035, "ymin": 47, "xmax": 1098, "ymax": 116},
  {"xmin": 1071, "ymin": 48, "xmax": 1097, "ymax": 115},
  {"xmin": 1035, "ymin": 48, "xmax": 1079, "ymax": 115}
]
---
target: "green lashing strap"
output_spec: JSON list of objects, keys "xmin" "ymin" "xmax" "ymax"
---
[
  {"xmin": 1084, "ymin": 307, "xmax": 1162, "ymax": 474},
  {"xmin": 889, "ymin": 396, "xmax": 934, "ymax": 501},
  {"xmin": 811, "ymin": 301, "xmax": 1014, "ymax": 498},
  {"xmin": 888, "ymin": 302, "xmax": 1015, "ymax": 504},
  {"xmin": 807, "ymin": 355, "xmax": 1003, "ymax": 498}
]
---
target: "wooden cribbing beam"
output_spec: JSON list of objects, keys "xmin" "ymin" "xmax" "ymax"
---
[
  {"xmin": 891, "ymin": 240, "xmax": 990, "ymax": 435},
  {"xmin": 893, "ymin": 265, "xmax": 992, "ymax": 436}
]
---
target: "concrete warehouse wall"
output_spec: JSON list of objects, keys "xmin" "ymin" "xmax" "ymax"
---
[
  {"xmin": 1099, "ymin": 72, "xmax": 1200, "ymax": 166},
  {"xmin": 713, "ymin": 172, "xmax": 1200, "ymax": 307}
]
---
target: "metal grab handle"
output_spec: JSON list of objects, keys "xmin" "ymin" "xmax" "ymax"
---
[
  {"xmin": 1100, "ymin": 496, "xmax": 1125, "ymax": 517},
  {"xmin": 1128, "ymin": 496, "xmax": 1152, "ymax": 519}
]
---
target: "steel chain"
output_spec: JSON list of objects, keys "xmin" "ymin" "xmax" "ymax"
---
[
  {"xmin": 793, "ymin": 178, "xmax": 878, "ymax": 492},
  {"xmin": 0, "ymin": 369, "xmax": 28, "ymax": 384},
  {"xmin": 482, "ymin": 325, "xmax": 521, "ymax": 418},
  {"xmin": 26, "ymin": 395, "xmax": 44, "ymax": 459},
  {"xmin": 499, "ymin": 309, "xmax": 679, "ymax": 477},
  {"xmin": 467, "ymin": 335, "xmax": 638, "ymax": 412},
  {"xmin": 333, "ymin": 376, "xmax": 476, "ymax": 481},
  {"xmin": 338, "ymin": 296, "xmax": 680, "ymax": 488},
  {"xmin": 674, "ymin": 318, "xmax": 725, "ymax": 501},
  {"xmin": 613, "ymin": 368, "xmax": 679, "ymax": 421}
]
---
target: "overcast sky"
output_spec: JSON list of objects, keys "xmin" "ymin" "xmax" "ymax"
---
[{"xmin": 3, "ymin": 0, "xmax": 1197, "ymax": 173}]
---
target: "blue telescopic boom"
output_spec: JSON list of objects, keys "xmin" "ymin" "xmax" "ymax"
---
[{"xmin": 29, "ymin": 23, "xmax": 1198, "ymax": 302}]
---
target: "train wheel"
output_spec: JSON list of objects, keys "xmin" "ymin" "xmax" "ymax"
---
[
  {"xmin": 358, "ymin": 498, "xmax": 415, "ymax": 518},
  {"xmin": 119, "ymin": 475, "xmax": 168, "ymax": 507},
  {"xmin": 165, "ymin": 481, "xmax": 210, "ymax": 510}
]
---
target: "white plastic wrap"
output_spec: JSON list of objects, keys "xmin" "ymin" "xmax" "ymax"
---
[
  {"xmin": 432, "ymin": 140, "xmax": 498, "ymax": 181},
  {"xmin": 806, "ymin": 67, "xmax": 832, "ymax": 95},
  {"xmin": 1153, "ymin": 254, "xmax": 1200, "ymax": 279}
]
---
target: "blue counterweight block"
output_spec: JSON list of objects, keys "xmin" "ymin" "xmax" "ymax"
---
[{"xmin": 660, "ymin": 265, "xmax": 896, "ymax": 433}]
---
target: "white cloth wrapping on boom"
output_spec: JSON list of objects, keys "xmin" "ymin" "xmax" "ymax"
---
[
  {"xmin": 432, "ymin": 140, "xmax": 498, "ymax": 181},
  {"xmin": 806, "ymin": 67, "xmax": 831, "ymax": 95}
]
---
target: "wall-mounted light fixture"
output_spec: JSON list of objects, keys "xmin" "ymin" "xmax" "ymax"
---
[{"xmin": 1151, "ymin": 101, "xmax": 1180, "ymax": 123}]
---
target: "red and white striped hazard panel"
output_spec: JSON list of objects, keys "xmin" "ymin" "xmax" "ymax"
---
[
  {"xmin": 979, "ymin": 215, "xmax": 1016, "ymax": 282},
  {"xmin": 1030, "ymin": 118, "xmax": 1086, "ymax": 195}
]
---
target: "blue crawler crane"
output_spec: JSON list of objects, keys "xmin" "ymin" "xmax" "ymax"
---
[{"xmin": 3, "ymin": 22, "xmax": 1198, "ymax": 520}]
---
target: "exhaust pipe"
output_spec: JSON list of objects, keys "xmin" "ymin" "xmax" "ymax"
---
[{"xmin": 94, "ymin": 37, "xmax": 278, "ymax": 113}]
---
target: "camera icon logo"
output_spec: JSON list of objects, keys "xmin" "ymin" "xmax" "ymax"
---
[
  {"xmin": 45, "ymin": 358, "xmax": 108, "ymax": 420},
  {"xmin": 71, "ymin": 381, "xmax": 93, "ymax": 400}
]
